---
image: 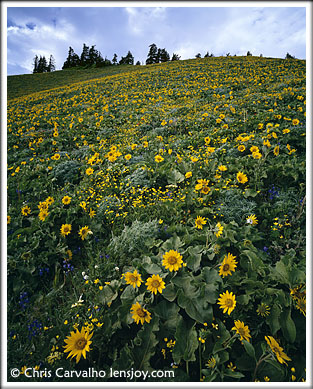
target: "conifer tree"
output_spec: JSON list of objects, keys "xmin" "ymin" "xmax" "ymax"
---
[
  {"xmin": 146, "ymin": 43, "xmax": 158, "ymax": 64},
  {"xmin": 112, "ymin": 53, "xmax": 118, "ymax": 65},
  {"xmin": 37, "ymin": 56, "xmax": 48, "ymax": 73},
  {"xmin": 159, "ymin": 48, "xmax": 170, "ymax": 63},
  {"xmin": 62, "ymin": 47, "xmax": 79, "ymax": 69},
  {"xmin": 47, "ymin": 55, "xmax": 56, "ymax": 72},
  {"xmin": 156, "ymin": 48, "xmax": 161, "ymax": 63},
  {"xmin": 80, "ymin": 43, "xmax": 90, "ymax": 66},
  {"xmin": 171, "ymin": 53, "xmax": 180, "ymax": 61},
  {"xmin": 32, "ymin": 55, "xmax": 39, "ymax": 73},
  {"xmin": 119, "ymin": 51, "xmax": 134, "ymax": 65}
]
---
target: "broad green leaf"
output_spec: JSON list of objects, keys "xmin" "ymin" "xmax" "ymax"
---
[
  {"xmin": 271, "ymin": 260, "xmax": 289, "ymax": 284},
  {"xmin": 152, "ymin": 299, "xmax": 180, "ymax": 320},
  {"xmin": 167, "ymin": 169, "xmax": 185, "ymax": 184},
  {"xmin": 172, "ymin": 316, "xmax": 198, "ymax": 364},
  {"xmin": 243, "ymin": 188, "xmax": 258, "ymax": 198},
  {"xmin": 218, "ymin": 350, "xmax": 229, "ymax": 364},
  {"xmin": 131, "ymin": 316, "xmax": 159, "ymax": 370},
  {"xmin": 112, "ymin": 344, "xmax": 133, "ymax": 370},
  {"xmin": 204, "ymin": 284, "xmax": 219, "ymax": 304},
  {"xmin": 280, "ymin": 308, "xmax": 296, "ymax": 343},
  {"xmin": 185, "ymin": 245, "xmax": 202, "ymax": 271},
  {"xmin": 162, "ymin": 282, "xmax": 177, "ymax": 302},
  {"xmin": 223, "ymin": 370, "xmax": 245, "ymax": 379},
  {"xmin": 242, "ymin": 249, "xmax": 264, "ymax": 273},
  {"xmin": 289, "ymin": 268, "xmax": 306, "ymax": 285},
  {"xmin": 161, "ymin": 234, "xmax": 183, "ymax": 251},
  {"xmin": 242, "ymin": 340, "xmax": 256, "ymax": 361},
  {"xmin": 142, "ymin": 262, "xmax": 163, "ymax": 274},
  {"xmin": 120, "ymin": 285, "xmax": 136, "ymax": 304},
  {"xmin": 266, "ymin": 303, "xmax": 281, "ymax": 335},
  {"xmin": 177, "ymin": 290, "xmax": 212, "ymax": 324},
  {"xmin": 237, "ymin": 294, "xmax": 251, "ymax": 305},
  {"xmin": 202, "ymin": 267, "xmax": 220, "ymax": 284}
]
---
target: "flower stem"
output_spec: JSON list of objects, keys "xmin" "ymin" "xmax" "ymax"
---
[{"xmin": 252, "ymin": 353, "xmax": 271, "ymax": 381}]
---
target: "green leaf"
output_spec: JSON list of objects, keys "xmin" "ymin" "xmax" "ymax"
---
[
  {"xmin": 218, "ymin": 350, "xmax": 229, "ymax": 364},
  {"xmin": 266, "ymin": 303, "xmax": 281, "ymax": 335},
  {"xmin": 243, "ymin": 188, "xmax": 258, "ymax": 198},
  {"xmin": 152, "ymin": 299, "xmax": 180, "ymax": 320},
  {"xmin": 235, "ymin": 352, "xmax": 255, "ymax": 371},
  {"xmin": 242, "ymin": 250, "xmax": 264, "ymax": 273},
  {"xmin": 167, "ymin": 169, "xmax": 185, "ymax": 184},
  {"xmin": 120, "ymin": 285, "xmax": 136, "ymax": 304},
  {"xmin": 289, "ymin": 268, "xmax": 306, "ymax": 285},
  {"xmin": 237, "ymin": 294, "xmax": 251, "ymax": 305},
  {"xmin": 185, "ymin": 245, "xmax": 202, "ymax": 272},
  {"xmin": 272, "ymin": 260, "xmax": 289, "ymax": 284},
  {"xmin": 174, "ymin": 275, "xmax": 213, "ymax": 323},
  {"xmin": 202, "ymin": 267, "xmax": 220, "ymax": 284},
  {"xmin": 204, "ymin": 284, "xmax": 219, "ymax": 304},
  {"xmin": 223, "ymin": 370, "xmax": 245, "ymax": 379},
  {"xmin": 280, "ymin": 309, "xmax": 296, "ymax": 343},
  {"xmin": 142, "ymin": 262, "xmax": 163, "ymax": 274},
  {"xmin": 162, "ymin": 283, "xmax": 177, "ymax": 302},
  {"xmin": 112, "ymin": 344, "xmax": 133, "ymax": 370},
  {"xmin": 184, "ymin": 296, "xmax": 213, "ymax": 324},
  {"xmin": 242, "ymin": 340, "xmax": 256, "ymax": 361},
  {"xmin": 131, "ymin": 316, "xmax": 159, "ymax": 370},
  {"xmin": 161, "ymin": 234, "xmax": 183, "ymax": 251},
  {"xmin": 172, "ymin": 316, "xmax": 198, "ymax": 364}
]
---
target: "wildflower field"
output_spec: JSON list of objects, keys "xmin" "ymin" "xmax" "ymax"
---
[{"xmin": 7, "ymin": 56, "xmax": 306, "ymax": 383}]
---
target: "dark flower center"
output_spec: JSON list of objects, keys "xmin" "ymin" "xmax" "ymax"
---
[
  {"xmin": 168, "ymin": 256, "xmax": 177, "ymax": 265},
  {"xmin": 137, "ymin": 308, "xmax": 147, "ymax": 318},
  {"xmin": 225, "ymin": 298, "xmax": 233, "ymax": 307},
  {"xmin": 75, "ymin": 338, "xmax": 87, "ymax": 350}
]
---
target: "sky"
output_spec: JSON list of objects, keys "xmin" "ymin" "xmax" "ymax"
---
[{"xmin": 4, "ymin": 3, "xmax": 307, "ymax": 75}]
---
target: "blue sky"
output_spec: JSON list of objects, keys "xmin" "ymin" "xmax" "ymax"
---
[{"xmin": 5, "ymin": 4, "xmax": 306, "ymax": 75}]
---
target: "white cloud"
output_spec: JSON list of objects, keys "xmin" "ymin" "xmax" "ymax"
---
[
  {"xmin": 125, "ymin": 7, "xmax": 167, "ymax": 36},
  {"xmin": 7, "ymin": 18, "xmax": 79, "ymax": 73}
]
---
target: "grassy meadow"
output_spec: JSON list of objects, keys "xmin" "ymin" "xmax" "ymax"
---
[{"xmin": 7, "ymin": 56, "xmax": 306, "ymax": 382}]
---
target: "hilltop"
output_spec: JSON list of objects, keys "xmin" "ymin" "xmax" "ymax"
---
[{"xmin": 7, "ymin": 56, "xmax": 305, "ymax": 101}]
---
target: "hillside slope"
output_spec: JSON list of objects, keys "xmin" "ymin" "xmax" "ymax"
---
[
  {"xmin": 7, "ymin": 64, "xmax": 143, "ymax": 100},
  {"xmin": 7, "ymin": 56, "xmax": 306, "ymax": 382}
]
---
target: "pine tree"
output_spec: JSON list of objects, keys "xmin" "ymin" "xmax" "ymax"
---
[
  {"xmin": 126, "ymin": 51, "xmax": 134, "ymax": 65},
  {"xmin": 47, "ymin": 55, "xmax": 56, "ymax": 72},
  {"xmin": 171, "ymin": 53, "xmax": 180, "ymax": 61},
  {"xmin": 88, "ymin": 45, "xmax": 98, "ymax": 66},
  {"xmin": 119, "ymin": 51, "xmax": 134, "ymax": 65},
  {"xmin": 159, "ymin": 48, "xmax": 170, "ymax": 63},
  {"xmin": 37, "ymin": 56, "xmax": 48, "ymax": 73},
  {"xmin": 32, "ymin": 55, "xmax": 39, "ymax": 73},
  {"xmin": 112, "ymin": 53, "xmax": 118, "ymax": 65},
  {"xmin": 80, "ymin": 43, "xmax": 90, "ymax": 66},
  {"xmin": 62, "ymin": 47, "xmax": 79, "ymax": 69},
  {"xmin": 146, "ymin": 43, "xmax": 158, "ymax": 64},
  {"xmin": 156, "ymin": 48, "xmax": 161, "ymax": 63}
]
